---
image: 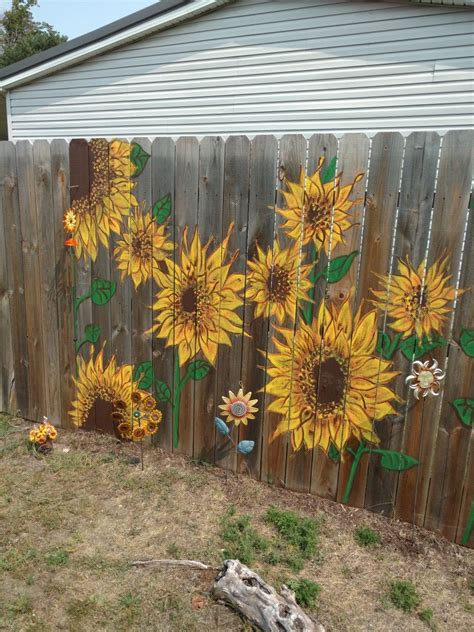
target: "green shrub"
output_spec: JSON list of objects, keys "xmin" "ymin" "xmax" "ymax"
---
[
  {"xmin": 287, "ymin": 578, "xmax": 321, "ymax": 609},
  {"xmin": 221, "ymin": 513, "xmax": 269, "ymax": 565},
  {"xmin": 354, "ymin": 525, "xmax": 381, "ymax": 548},
  {"xmin": 388, "ymin": 579, "xmax": 421, "ymax": 613}
]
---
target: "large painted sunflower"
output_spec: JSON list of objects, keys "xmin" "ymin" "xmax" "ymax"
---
[
  {"xmin": 149, "ymin": 224, "xmax": 244, "ymax": 367},
  {"xmin": 246, "ymin": 239, "xmax": 312, "ymax": 324},
  {"xmin": 266, "ymin": 298, "xmax": 400, "ymax": 454},
  {"xmin": 114, "ymin": 204, "xmax": 175, "ymax": 289},
  {"xmin": 65, "ymin": 139, "xmax": 138, "ymax": 262},
  {"xmin": 276, "ymin": 158, "xmax": 364, "ymax": 254},
  {"xmin": 69, "ymin": 348, "xmax": 161, "ymax": 438},
  {"xmin": 371, "ymin": 255, "xmax": 463, "ymax": 341}
]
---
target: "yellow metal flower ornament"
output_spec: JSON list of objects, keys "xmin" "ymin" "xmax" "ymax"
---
[
  {"xmin": 219, "ymin": 388, "xmax": 259, "ymax": 426},
  {"xmin": 405, "ymin": 359, "xmax": 445, "ymax": 399}
]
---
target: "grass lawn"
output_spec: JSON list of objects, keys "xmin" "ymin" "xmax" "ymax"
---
[{"xmin": 0, "ymin": 413, "xmax": 472, "ymax": 631}]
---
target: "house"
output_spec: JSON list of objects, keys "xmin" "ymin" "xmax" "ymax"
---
[{"xmin": 0, "ymin": 0, "xmax": 472, "ymax": 140}]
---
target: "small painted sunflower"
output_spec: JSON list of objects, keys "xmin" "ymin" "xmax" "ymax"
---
[
  {"xmin": 405, "ymin": 359, "xmax": 445, "ymax": 399},
  {"xmin": 371, "ymin": 255, "xmax": 464, "ymax": 341},
  {"xmin": 117, "ymin": 422, "xmax": 132, "ymax": 439},
  {"xmin": 149, "ymin": 223, "xmax": 244, "ymax": 367},
  {"xmin": 63, "ymin": 209, "xmax": 78, "ymax": 234},
  {"xmin": 246, "ymin": 239, "xmax": 312, "ymax": 324},
  {"xmin": 145, "ymin": 419, "xmax": 159, "ymax": 435},
  {"xmin": 266, "ymin": 296, "xmax": 400, "ymax": 454},
  {"xmin": 132, "ymin": 426, "xmax": 147, "ymax": 442},
  {"xmin": 276, "ymin": 158, "xmax": 364, "ymax": 254},
  {"xmin": 114, "ymin": 204, "xmax": 175, "ymax": 289},
  {"xmin": 219, "ymin": 388, "xmax": 259, "ymax": 426}
]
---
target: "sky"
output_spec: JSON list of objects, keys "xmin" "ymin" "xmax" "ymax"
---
[{"xmin": 0, "ymin": 1, "xmax": 158, "ymax": 40}]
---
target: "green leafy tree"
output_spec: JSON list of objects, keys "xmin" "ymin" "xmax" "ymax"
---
[{"xmin": 0, "ymin": 0, "xmax": 67, "ymax": 68}]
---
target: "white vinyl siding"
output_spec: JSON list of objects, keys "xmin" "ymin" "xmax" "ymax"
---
[{"xmin": 8, "ymin": 0, "xmax": 474, "ymax": 139}]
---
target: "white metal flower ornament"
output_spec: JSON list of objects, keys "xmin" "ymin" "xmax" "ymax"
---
[{"xmin": 405, "ymin": 359, "xmax": 445, "ymax": 399}]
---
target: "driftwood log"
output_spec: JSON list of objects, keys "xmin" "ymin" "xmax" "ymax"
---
[{"xmin": 212, "ymin": 559, "xmax": 325, "ymax": 632}]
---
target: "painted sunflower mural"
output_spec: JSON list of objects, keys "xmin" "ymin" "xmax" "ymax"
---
[
  {"xmin": 266, "ymin": 298, "xmax": 400, "ymax": 454},
  {"xmin": 371, "ymin": 255, "xmax": 463, "ymax": 341},
  {"xmin": 246, "ymin": 239, "xmax": 312, "ymax": 324},
  {"xmin": 114, "ymin": 203, "xmax": 175, "ymax": 289},
  {"xmin": 276, "ymin": 157, "xmax": 364, "ymax": 254},
  {"xmin": 64, "ymin": 139, "xmax": 138, "ymax": 262},
  {"xmin": 69, "ymin": 348, "xmax": 162, "ymax": 440},
  {"xmin": 149, "ymin": 223, "xmax": 244, "ymax": 367}
]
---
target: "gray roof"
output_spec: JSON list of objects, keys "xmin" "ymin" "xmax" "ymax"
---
[{"xmin": 0, "ymin": 0, "xmax": 191, "ymax": 80}]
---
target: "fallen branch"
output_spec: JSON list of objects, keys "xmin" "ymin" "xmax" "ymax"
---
[
  {"xmin": 212, "ymin": 559, "xmax": 325, "ymax": 632},
  {"xmin": 131, "ymin": 558, "xmax": 217, "ymax": 570}
]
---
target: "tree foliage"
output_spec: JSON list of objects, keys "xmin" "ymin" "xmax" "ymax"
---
[{"xmin": 0, "ymin": 0, "xmax": 67, "ymax": 68}]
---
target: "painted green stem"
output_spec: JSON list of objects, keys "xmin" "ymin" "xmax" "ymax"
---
[
  {"xmin": 303, "ymin": 244, "xmax": 319, "ymax": 325},
  {"xmin": 461, "ymin": 502, "xmax": 474, "ymax": 546},
  {"xmin": 171, "ymin": 351, "xmax": 192, "ymax": 450},
  {"xmin": 342, "ymin": 440, "xmax": 367, "ymax": 504}
]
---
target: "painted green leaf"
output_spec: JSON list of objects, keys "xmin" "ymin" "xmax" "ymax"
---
[
  {"xmin": 188, "ymin": 359, "xmax": 211, "ymax": 381},
  {"xmin": 328, "ymin": 443, "xmax": 340, "ymax": 463},
  {"xmin": 451, "ymin": 398, "xmax": 474, "ymax": 428},
  {"xmin": 133, "ymin": 361, "xmax": 153, "ymax": 390},
  {"xmin": 459, "ymin": 328, "xmax": 474, "ymax": 357},
  {"xmin": 399, "ymin": 333, "xmax": 447, "ymax": 361},
  {"xmin": 321, "ymin": 156, "xmax": 337, "ymax": 184},
  {"xmin": 153, "ymin": 193, "xmax": 172, "ymax": 225},
  {"xmin": 376, "ymin": 331, "xmax": 403, "ymax": 360},
  {"xmin": 83, "ymin": 324, "xmax": 100, "ymax": 345},
  {"xmin": 130, "ymin": 142, "xmax": 150, "ymax": 178},
  {"xmin": 154, "ymin": 380, "xmax": 171, "ymax": 402},
  {"xmin": 379, "ymin": 450, "xmax": 418, "ymax": 472},
  {"xmin": 322, "ymin": 250, "xmax": 358, "ymax": 284},
  {"xmin": 90, "ymin": 279, "xmax": 116, "ymax": 306}
]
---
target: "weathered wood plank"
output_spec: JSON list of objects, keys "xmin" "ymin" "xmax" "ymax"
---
[
  {"xmin": 193, "ymin": 136, "xmax": 226, "ymax": 463},
  {"xmin": 423, "ymin": 140, "xmax": 473, "ymax": 539},
  {"xmin": 344, "ymin": 133, "xmax": 404, "ymax": 509},
  {"xmin": 0, "ymin": 151, "xmax": 14, "ymax": 413},
  {"xmin": 151, "ymin": 137, "xmax": 176, "ymax": 452},
  {"xmin": 240, "ymin": 135, "xmax": 278, "ymax": 480},
  {"xmin": 215, "ymin": 135, "xmax": 251, "ymax": 473},
  {"xmin": 0, "ymin": 142, "xmax": 28, "ymax": 417},
  {"xmin": 366, "ymin": 132, "xmax": 440, "ymax": 516},
  {"xmin": 16, "ymin": 140, "xmax": 46, "ymax": 421},
  {"xmin": 396, "ymin": 131, "xmax": 473, "ymax": 526},
  {"xmin": 50, "ymin": 139, "xmax": 74, "ymax": 428},
  {"xmin": 173, "ymin": 137, "xmax": 199, "ymax": 455},
  {"xmin": 261, "ymin": 134, "xmax": 307, "ymax": 487},
  {"xmin": 33, "ymin": 140, "xmax": 62, "ymax": 424}
]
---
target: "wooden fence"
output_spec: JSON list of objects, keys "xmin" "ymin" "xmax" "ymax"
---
[{"xmin": 0, "ymin": 133, "xmax": 472, "ymax": 547}]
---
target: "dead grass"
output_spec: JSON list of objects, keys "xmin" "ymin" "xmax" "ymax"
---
[{"xmin": 0, "ymin": 413, "xmax": 472, "ymax": 631}]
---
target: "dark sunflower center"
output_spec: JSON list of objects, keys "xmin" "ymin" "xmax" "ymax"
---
[
  {"xmin": 304, "ymin": 194, "xmax": 332, "ymax": 230},
  {"xmin": 314, "ymin": 357, "xmax": 346, "ymax": 405},
  {"xmin": 131, "ymin": 231, "xmax": 152, "ymax": 259},
  {"xmin": 267, "ymin": 265, "xmax": 291, "ymax": 302},
  {"xmin": 85, "ymin": 397, "xmax": 116, "ymax": 435},
  {"xmin": 181, "ymin": 285, "xmax": 198, "ymax": 314},
  {"xmin": 404, "ymin": 284, "xmax": 429, "ymax": 320}
]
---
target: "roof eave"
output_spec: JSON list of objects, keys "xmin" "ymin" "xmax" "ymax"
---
[{"xmin": 0, "ymin": 0, "xmax": 233, "ymax": 91}]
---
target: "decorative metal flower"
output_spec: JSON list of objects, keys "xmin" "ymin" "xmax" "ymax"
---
[
  {"xmin": 405, "ymin": 359, "xmax": 445, "ymax": 399},
  {"xmin": 219, "ymin": 388, "xmax": 259, "ymax": 426}
]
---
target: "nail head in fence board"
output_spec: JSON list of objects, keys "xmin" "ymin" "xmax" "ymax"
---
[
  {"xmin": 174, "ymin": 137, "xmax": 199, "ymax": 455},
  {"xmin": 151, "ymin": 137, "xmax": 176, "ymax": 452},
  {"xmin": 366, "ymin": 132, "xmax": 440, "ymax": 516},
  {"xmin": 240, "ymin": 135, "xmax": 278, "ymax": 480},
  {"xmin": 310, "ymin": 134, "xmax": 369, "ymax": 500},
  {"xmin": 351, "ymin": 132, "xmax": 404, "ymax": 509},
  {"xmin": 396, "ymin": 130, "xmax": 473, "ymax": 526},
  {"xmin": 0, "ymin": 141, "xmax": 28, "ymax": 416},
  {"xmin": 131, "ymin": 138, "xmax": 153, "ymax": 442},
  {"xmin": 216, "ymin": 135, "xmax": 251, "ymax": 473},
  {"xmin": 33, "ymin": 140, "xmax": 62, "ymax": 424},
  {"xmin": 16, "ymin": 140, "xmax": 46, "ymax": 421},
  {"xmin": 261, "ymin": 134, "xmax": 307, "ymax": 487},
  {"xmin": 286, "ymin": 134, "xmax": 338, "ymax": 495},
  {"xmin": 193, "ymin": 136, "xmax": 225, "ymax": 463},
  {"xmin": 424, "ymin": 143, "xmax": 473, "ymax": 539},
  {"xmin": 51, "ymin": 139, "xmax": 74, "ymax": 429},
  {"xmin": 69, "ymin": 139, "xmax": 94, "ymax": 430},
  {"xmin": 109, "ymin": 138, "xmax": 132, "ymax": 367}
]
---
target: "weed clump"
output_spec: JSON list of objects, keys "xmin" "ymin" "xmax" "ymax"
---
[
  {"xmin": 264, "ymin": 506, "xmax": 319, "ymax": 559},
  {"xmin": 287, "ymin": 578, "xmax": 321, "ymax": 609},
  {"xmin": 221, "ymin": 510, "xmax": 269, "ymax": 565},
  {"xmin": 354, "ymin": 525, "xmax": 381, "ymax": 548},
  {"xmin": 388, "ymin": 579, "xmax": 421, "ymax": 613},
  {"xmin": 419, "ymin": 608, "xmax": 437, "ymax": 630}
]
